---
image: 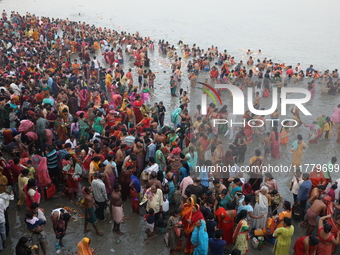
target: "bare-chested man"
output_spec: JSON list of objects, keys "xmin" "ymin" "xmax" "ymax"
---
[
  {"xmin": 115, "ymin": 144, "xmax": 127, "ymax": 174},
  {"xmin": 181, "ymin": 91, "xmax": 190, "ymax": 106},
  {"xmin": 291, "ymin": 106, "xmax": 303, "ymax": 127},
  {"xmin": 309, "ymin": 185, "xmax": 326, "ymax": 205},
  {"xmin": 253, "ymin": 92, "xmax": 260, "ymax": 109},
  {"xmin": 154, "ymin": 130, "xmax": 167, "ymax": 145},
  {"xmin": 83, "ymin": 186, "xmax": 103, "ymax": 235},
  {"xmin": 110, "ymin": 183, "xmax": 124, "ymax": 235},
  {"xmin": 104, "ymin": 163, "xmax": 116, "ymax": 196},
  {"xmin": 305, "ymin": 196, "xmax": 329, "ymax": 235},
  {"xmin": 271, "ymin": 109, "xmax": 280, "ymax": 128},
  {"xmin": 138, "ymin": 66, "xmax": 143, "ymax": 87},
  {"xmin": 146, "ymin": 171, "xmax": 162, "ymax": 189},
  {"xmin": 301, "ymin": 185, "xmax": 326, "ymax": 227},
  {"xmin": 247, "ymin": 56, "xmax": 254, "ymax": 66}
]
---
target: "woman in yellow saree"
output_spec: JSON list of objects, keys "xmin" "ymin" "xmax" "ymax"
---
[
  {"xmin": 77, "ymin": 237, "xmax": 92, "ymax": 255},
  {"xmin": 233, "ymin": 210, "xmax": 250, "ymax": 255},
  {"xmin": 32, "ymin": 29, "xmax": 39, "ymax": 41}
]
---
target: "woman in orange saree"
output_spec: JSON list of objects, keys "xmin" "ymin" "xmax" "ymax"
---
[
  {"xmin": 181, "ymin": 203, "xmax": 204, "ymax": 254},
  {"xmin": 280, "ymin": 123, "xmax": 290, "ymax": 145},
  {"xmin": 275, "ymin": 201, "xmax": 292, "ymax": 229}
]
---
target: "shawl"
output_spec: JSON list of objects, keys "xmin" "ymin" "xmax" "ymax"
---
[
  {"xmin": 36, "ymin": 157, "xmax": 52, "ymax": 187},
  {"xmin": 77, "ymin": 237, "xmax": 92, "ymax": 255}
]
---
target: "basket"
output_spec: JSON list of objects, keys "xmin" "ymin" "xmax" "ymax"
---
[{"xmin": 45, "ymin": 185, "xmax": 56, "ymax": 199}]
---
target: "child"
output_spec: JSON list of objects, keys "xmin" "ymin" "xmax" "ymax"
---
[
  {"xmin": 206, "ymin": 212, "xmax": 217, "ymax": 238},
  {"xmin": 144, "ymin": 208, "xmax": 155, "ymax": 238},
  {"xmin": 233, "ymin": 191, "xmax": 245, "ymax": 212},
  {"xmin": 209, "ymin": 229, "xmax": 226, "ymax": 255},
  {"xmin": 24, "ymin": 212, "xmax": 46, "ymax": 241},
  {"xmin": 17, "ymin": 169, "xmax": 30, "ymax": 209},
  {"xmin": 270, "ymin": 190, "xmax": 282, "ymax": 215},
  {"xmin": 26, "ymin": 160, "xmax": 36, "ymax": 180},
  {"xmin": 262, "ymin": 132, "xmax": 271, "ymax": 157}
]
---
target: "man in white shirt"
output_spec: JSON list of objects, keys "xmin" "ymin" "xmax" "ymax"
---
[
  {"xmin": 65, "ymin": 135, "xmax": 77, "ymax": 149},
  {"xmin": 91, "ymin": 56, "xmax": 100, "ymax": 72},
  {"xmin": 91, "ymin": 173, "xmax": 108, "ymax": 221},
  {"xmin": 90, "ymin": 130, "xmax": 102, "ymax": 144},
  {"xmin": 0, "ymin": 200, "xmax": 6, "ymax": 251},
  {"xmin": 65, "ymin": 136, "xmax": 77, "ymax": 149},
  {"xmin": 140, "ymin": 184, "xmax": 164, "ymax": 227},
  {"xmin": 144, "ymin": 157, "xmax": 159, "ymax": 177},
  {"xmin": 290, "ymin": 170, "xmax": 303, "ymax": 204}
]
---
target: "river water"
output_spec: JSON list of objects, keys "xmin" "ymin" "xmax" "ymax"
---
[{"xmin": 1, "ymin": 0, "xmax": 340, "ymax": 254}]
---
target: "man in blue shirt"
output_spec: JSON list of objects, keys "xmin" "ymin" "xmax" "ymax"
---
[
  {"xmin": 209, "ymin": 229, "xmax": 226, "ymax": 255},
  {"xmin": 297, "ymin": 173, "xmax": 312, "ymax": 212},
  {"xmin": 145, "ymin": 138, "xmax": 156, "ymax": 162}
]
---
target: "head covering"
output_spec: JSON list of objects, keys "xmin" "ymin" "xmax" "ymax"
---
[
  {"xmin": 260, "ymin": 186, "xmax": 269, "ymax": 192},
  {"xmin": 240, "ymin": 178, "xmax": 245, "ymax": 184},
  {"xmin": 77, "ymin": 237, "xmax": 92, "ymax": 255},
  {"xmin": 323, "ymin": 195, "xmax": 332, "ymax": 203},
  {"xmin": 36, "ymin": 157, "xmax": 52, "ymax": 187},
  {"xmin": 18, "ymin": 120, "xmax": 34, "ymax": 132},
  {"xmin": 190, "ymin": 220, "xmax": 208, "ymax": 254},
  {"xmin": 171, "ymin": 147, "xmax": 181, "ymax": 155}
]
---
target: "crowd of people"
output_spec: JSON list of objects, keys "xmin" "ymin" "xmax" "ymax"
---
[{"xmin": 1, "ymin": 9, "xmax": 340, "ymax": 255}]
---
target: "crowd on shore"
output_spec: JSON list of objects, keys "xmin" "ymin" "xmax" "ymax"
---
[{"xmin": 2, "ymin": 9, "xmax": 340, "ymax": 255}]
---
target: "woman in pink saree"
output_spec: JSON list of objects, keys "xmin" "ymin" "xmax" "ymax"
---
[
  {"xmin": 198, "ymin": 135, "xmax": 210, "ymax": 164},
  {"xmin": 79, "ymin": 88, "xmax": 90, "ymax": 110},
  {"xmin": 270, "ymin": 127, "xmax": 280, "ymax": 159},
  {"xmin": 35, "ymin": 157, "xmax": 51, "ymax": 201},
  {"xmin": 331, "ymin": 104, "xmax": 340, "ymax": 124}
]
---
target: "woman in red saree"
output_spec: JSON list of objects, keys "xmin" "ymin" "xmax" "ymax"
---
[
  {"xmin": 106, "ymin": 111, "xmax": 116, "ymax": 127},
  {"xmin": 243, "ymin": 117, "xmax": 253, "ymax": 143},
  {"xmin": 136, "ymin": 114, "xmax": 151, "ymax": 129},
  {"xmin": 182, "ymin": 203, "xmax": 204, "ymax": 254},
  {"xmin": 133, "ymin": 96, "xmax": 143, "ymax": 124},
  {"xmin": 293, "ymin": 235, "xmax": 319, "ymax": 255},
  {"xmin": 62, "ymin": 154, "xmax": 82, "ymax": 202},
  {"xmin": 215, "ymin": 202, "xmax": 236, "ymax": 244},
  {"xmin": 316, "ymin": 214, "xmax": 340, "ymax": 255},
  {"xmin": 24, "ymin": 179, "xmax": 41, "ymax": 209}
]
